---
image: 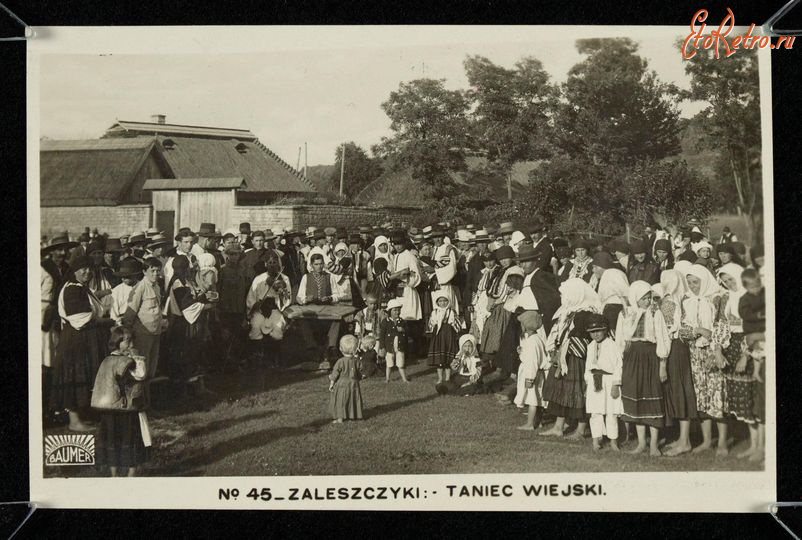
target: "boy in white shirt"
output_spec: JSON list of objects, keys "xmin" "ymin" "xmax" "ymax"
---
[{"xmin": 584, "ymin": 313, "xmax": 624, "ymax": 451}]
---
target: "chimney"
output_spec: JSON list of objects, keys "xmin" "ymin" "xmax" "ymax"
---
[{"xmin": 151, "ymin": 114, "xmax": 166, "ymax": 125}]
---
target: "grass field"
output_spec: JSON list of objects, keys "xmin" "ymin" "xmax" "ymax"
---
[{"xmin": 44, "ymin": 355, "xmax": 763, "ymax": 477}]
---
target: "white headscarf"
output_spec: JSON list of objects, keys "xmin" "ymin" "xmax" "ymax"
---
[
  {"xmin": 627, "ymin": 280, "xmax": 653, "ymax": 310},
  {"xmin": 555, "ymin": 278, "xmax": 602, "ymax": 320},
  {"xmin": 717, "ymin": 262, "xmax": 745, "ymax": 327},
  {"xmin": 598, "ymin": 268, "xmax": 629, "ymax": 306},
  {"xmin": 682, "ymin": 264, "xmax": 721, "ymax": 334},
  {"xmin": 660, "ymin": 269, "xmax": 686, "ymax": 303},
  {"xmin": 430, "ymin": 289, "xmax": 457, "ymax": 332},
  {"xmin": 673, "ymin": 260, "xmax": 693, "ymax": 291},
  {"xmin": 372, "ymin": 235, "xmax": 390, "ymax": 263},
  {"xmin": 693, "ymin": 240, "xmax": 714, "ymax": 256}
]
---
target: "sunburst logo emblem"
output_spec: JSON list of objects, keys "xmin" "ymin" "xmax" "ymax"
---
[{"xmin": 44, "ymin": 434, "xmax": 95, "ymax": 466}]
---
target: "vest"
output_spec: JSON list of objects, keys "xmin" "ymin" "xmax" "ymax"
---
[{"xmin": 305, "ymin": 271, "xmax": 332, "ymax": 302}]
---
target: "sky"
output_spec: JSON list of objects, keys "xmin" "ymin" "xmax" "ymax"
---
[{"xmin": 39, "ymin": 31, "xmax": 708, "ymax": 167}]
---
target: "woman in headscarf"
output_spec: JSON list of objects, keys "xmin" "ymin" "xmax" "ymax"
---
[
  {"xmin": 164, "ymin": 255, "xmax": 215, "ymax": 395},
  {"xmin": 567, "ymin": 239, "xmax": 593, "ymax": 283},
  {"xmin": 653, "ymin": 238, "xmax": 674, "ymax": 276},
  {"xmin": 682, "ymin": 264, "xmax": 728, "ymax": 456},
  {"xmin": 51, "ymin": 255, "xmax": 113, "ymax": 431},
  {"xmin": 540, "ymin": 278, "xmax": 601, "ymax": 439},
  {"xmin": 479, "ymin": 245, "xmax": 518, "ymax": 366},
  {"xmin": 628, "ymin": 239, "xmax": 660, "ymax": 285},
  {"xmin": 509, "ymin": 230, "xmax": 528, "ymax": 254},
  {"xmin": 469, "ymin": 242, "xmax": 501, "ymax": 343},
  {"xmin": 368, "ymin": 235, "xmax": 391, "ymax": 307},
  {"xmin": 620, "ymin": 280, "xmax": 671, "ymax": 456},
  {"xmin": 714, "ymin": 262, "xmax": 754, "ymax": 434},
  {"xmin": 660, "ymin": 269, "xmax": 698, "ymax": 456},
  {"xmin": 597, "ymin": 268, "xmax": 629, "ymax": 344}
]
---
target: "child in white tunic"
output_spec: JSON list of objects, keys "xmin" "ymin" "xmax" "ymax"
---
[
  {"xmin": 584, "ymin": 313, "xmax": 624, "ymax": 451},
  {"xmin": 515, "ymin": 309, "xmax": 549, "ymax": 430}
]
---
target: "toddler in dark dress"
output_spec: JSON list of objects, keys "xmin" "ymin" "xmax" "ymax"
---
[{"xmin": 329, "ymin": 335, "xmax": 364, "ymax": 423}]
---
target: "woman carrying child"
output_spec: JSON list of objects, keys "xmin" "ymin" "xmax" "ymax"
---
[
  {"xmin": 427, "ymin": 289, "xmax": 465, "ymax": 385},
  {"xmin": 91, "ymin": 326, "xmax": 150, "ymax": 476},
  {"xmin": 738, "ymin": 268, "xmax": 765, "ymax": 462},
  {"xmin": 329, "ymin": 335, "xmax": 364, "ymax": 423}
]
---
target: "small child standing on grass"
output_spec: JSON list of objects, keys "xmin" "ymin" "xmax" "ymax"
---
[
  {"xmin": 427, "ymin": 290, "xmax": 464, "ymax": 386},
  {"xmin": 329, "ymin": 334, "xmax": 364, "ymax": 424},
  {"xmin": 379, "ymin": 298, "xmax": 410, "ymax": 383},
  {"xmin": 515, "ymin": 309, "xmax": 549, "ymax": 431},
  {"xmin": 91, "ymin": 327, "xmax": 151, "ymax": 477},
  {"xmin": 584, "ymin": 313, "xmax": 624, "ymax": 451},
  {"xmin": 358, "ymin": 334, "xmax": 379, "ymax": 378}
]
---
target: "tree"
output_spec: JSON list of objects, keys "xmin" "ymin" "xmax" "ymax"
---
[
  {"xmin": 553, "ymin": 38, "xmax": 681, "ymax": 165},
  {"xmin": 680, "ymin": 45, "xmax": 762, "ymax": 243},
  {"xmin": 374, "ymin": 78, "xmax": 470, "ymax": 197},
  {"xmin": 463, "ymin": 55, "xmax": 557, "ymax": 197},
  {"xmin": 328, "ymin": 142, "xmax": 383, "ymax": 201}
]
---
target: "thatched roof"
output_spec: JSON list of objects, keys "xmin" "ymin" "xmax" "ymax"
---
[
  {"xmin": 153, "ymin": 136, "xmax": 315, "ymax": 194},
  {"xmin": 40, "ymin": 138, "xmax": 159, "ymax": 206},
  {"xmin": 143, "ymin": 178, "xmax": 244, "ymax": 190}
]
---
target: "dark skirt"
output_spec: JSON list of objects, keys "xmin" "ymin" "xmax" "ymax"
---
[
  {"xmin": 663, "ymin": 338, "xmax": 698, "ymax": 421},
  {"xmin": 722, "ymin": 333, "xmax": 756, "ymax": 423},
  {"xmin": 167, "ymin": 314, "xmax": 201, "ymax": 382},
  {"xmin": 495, "ymin": 317, "xmax": 521, "ymax": 374},
  {"xmin": 96, "ymin": 411, "xmax": 149, "ymax": 468},
  {"xmin": 481, "ymin": 305, "xmax": 510, "ymax": 355},
  {"xmin": 427, "ymin": 323, "xmax": 459, "ymax": 368},
  {"xmin": 330, "ymin": 380, "xmax": 364, "ymax": 420},
  {"xmin": 50, "ymin": 323, "xmax": 106, "ymax": 411},
  {"xmin": 622, "ymin": 341, "xmax": 665, "ymax": 428},
  {"xmin": 543, "ymin": 353, "xmax": 587, "ymax": 420}
]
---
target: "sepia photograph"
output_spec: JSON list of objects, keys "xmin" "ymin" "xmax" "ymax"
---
[{"xmin": 27, "ymin": 25, "xmax": 775, "ymax": 511}]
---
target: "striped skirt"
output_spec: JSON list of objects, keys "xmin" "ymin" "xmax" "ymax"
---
[{"xmin": 622, "ymin": 341, "xmax": 665, "ymax": 428}]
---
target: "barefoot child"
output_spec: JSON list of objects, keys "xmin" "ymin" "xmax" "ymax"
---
[
  {"xmin": 515, "ymin": 309, "xmax": 549, "ymax": 430},
  {"xmin": 329, "ymin": 334, "xmax": 364, "ymax": 423},
  {"xmin": 379, "ymin": 298, "xmax": 409, "ymax": 383},
  {"xmin": 427, "ymin": 290, "xmax": 464, "ymax": 385},
  {"xmin": 91, "ymin": 327, "xmax": 151, "ymax": 477},
  {"xmin": 584, "ymin": 313, "xmax": 623, "ymax": 451},
  {"xmin": 738, "ymin": 268, "xmax": 766, "ymax": 462},
  {"xmin": 621, "ymin": 281, "xmax": 671, "ymax": 456}
]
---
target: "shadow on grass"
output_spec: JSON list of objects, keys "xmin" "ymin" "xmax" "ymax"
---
[
  {"xmin": 184, "ymin": 409, "xmax": 279, "ymax": 438},
  {"xmin": 149, "ymin": 393, "xmax": 440, "ymax": 476}
]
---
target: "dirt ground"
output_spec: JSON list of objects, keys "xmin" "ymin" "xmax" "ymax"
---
[{"xmin": 44, "ymin": 350, "xmax": 763, "ymax": 478}]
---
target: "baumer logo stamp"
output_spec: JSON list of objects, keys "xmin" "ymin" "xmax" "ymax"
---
[{"xmin": 44, "ymin": 434, "xmax": 95, "ymax": 466}]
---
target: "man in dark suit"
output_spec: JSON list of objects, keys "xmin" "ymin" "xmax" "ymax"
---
[{"xmin": 516, "ymin": 244, "xmax": 561, "ymax": 334}]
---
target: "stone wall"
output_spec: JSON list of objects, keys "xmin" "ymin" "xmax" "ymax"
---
[
  {"xmin": 41, "ymin": 205, "xmax": 152, "ymax": 239},
  {"xmin": 230, "ymin": 205, "xmax": 420, "ymax": 232}
]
